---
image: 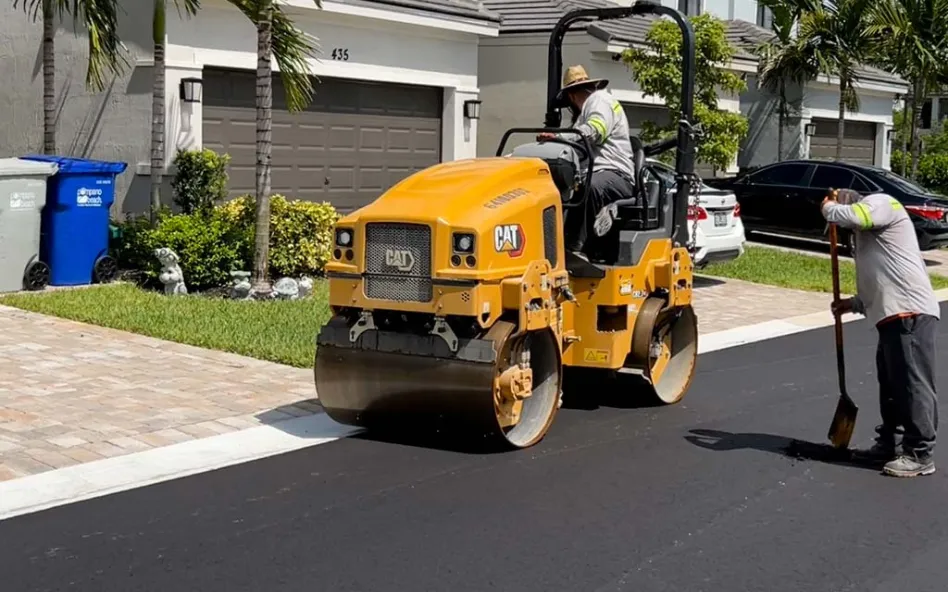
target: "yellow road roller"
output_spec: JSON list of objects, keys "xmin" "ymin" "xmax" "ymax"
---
[{"xmin": 314, "ymin": 1, "xmax": 702, "ymax": 449}]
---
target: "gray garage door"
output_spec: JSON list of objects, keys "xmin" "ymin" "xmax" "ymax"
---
[
  {"xmin": 809, "ymin": 118, "xmax": 877, "ymax": 166},
  {"xmin": 622, "ymin": 103, "xmax": 715, "ymax": 177},
  {"xmin": 202, "ymin": 68, "xmax": 442, "ymax": 213}
]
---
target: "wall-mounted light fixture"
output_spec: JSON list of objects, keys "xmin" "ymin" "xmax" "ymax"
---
[
  {"xmin": 463, "ymin": 99, "xmax": 482, "ymax": 120},
  {"xmin": 804, "ymin": 122, "xmax": 816, "ymax": 137},
  {"xmin": 179, "ymin": 77, "xmax": 203, "ymax": 103},
  {"xmin": 886, "ymin": 128, "xmax": 895, "ymax": 143}
]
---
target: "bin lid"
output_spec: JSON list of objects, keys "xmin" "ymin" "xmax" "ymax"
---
[
  {"xmin": 0, "ymin": 157, "xmax": 58, "ymax": 178},
  {"xmin": 21, "ymin": 155, "xmax": 128, "ymax": 175}
]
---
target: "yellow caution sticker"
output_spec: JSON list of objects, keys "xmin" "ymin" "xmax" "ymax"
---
[{"xmin": 584, "ymin": 349, "xmax": 610, "ymax": 363}]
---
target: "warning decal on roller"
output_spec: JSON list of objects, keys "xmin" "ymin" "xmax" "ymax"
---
[{"xmin": 583, "ymin": 349, "xmax": 610, "ymax": 363}]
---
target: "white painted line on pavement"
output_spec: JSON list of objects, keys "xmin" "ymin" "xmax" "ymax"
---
[
  {"xmin": 0, "ymin": 412, "xmax": 362, "ymax": 523},
  {"xmin": 3, "ymin": 287, "xmax": 946, "ymax": 522},
  {"xmin": 699, "ymin": 287, "xmax": 948, "ymax": 355}
]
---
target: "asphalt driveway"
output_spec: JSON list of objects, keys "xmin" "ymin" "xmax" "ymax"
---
[{"xmin": 2, "ymin": 304, "xmax": 947, "ymax": 592}]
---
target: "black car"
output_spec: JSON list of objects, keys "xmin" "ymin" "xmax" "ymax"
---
[{"xmin": 704, "ymin": 159, "xmax": 948, "ymax": 251}]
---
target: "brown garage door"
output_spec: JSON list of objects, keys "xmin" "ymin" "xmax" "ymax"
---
[
  {"xmin": 202, "ymin": 68, "xmax": 442, "ymax": 213},
  {"xmin": 809, "ymin": 118, "xmax": 877, "ymax": 166},
  {"xmin": 622, "ymin": 103, "xmax": 715, "ymax": 177}
]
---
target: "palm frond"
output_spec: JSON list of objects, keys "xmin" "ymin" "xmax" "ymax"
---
[{"xmin": 270, "ymin": 2, "xmax": 320, "ymax": 112}]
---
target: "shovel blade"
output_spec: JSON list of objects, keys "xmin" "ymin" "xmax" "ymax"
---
[{"xmin": 828, "ymin": 392, "xmax": 858, "ymax": 449}]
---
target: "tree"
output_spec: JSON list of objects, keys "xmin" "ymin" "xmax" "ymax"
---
[
  {"xmin": 14, "ymin": 0, "xmax": 126, "ymax": 155},
  {"xmin": 621, "ymin": 13, "xmax": 749, "ymax": 173},
  {"xmin": 225, "ymin": 0, "xmax": 320, "ymax": 290},
  {"xmin": 796, "ymin": 0, "xmax": 875, "ymax": 161},
  {"xmin": 866, "ymin": 0, "xmax": 948, "ymax": 179},
  {"xmin": 755, "ymin": 0, "xmax": 820, "ymax": 161},
  {"xmin": 150, "ymin": 0, "xmax": 202, "ymax": 224}
]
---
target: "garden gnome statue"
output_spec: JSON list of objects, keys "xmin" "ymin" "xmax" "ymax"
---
[
  {"xmin": 230, "ymin": 270, "xmax": 252, "ymax": 300},
  {"xmin": 298, "ymin": 276, "xmax": 314, "ymax": 299},
  {"xmin": 155, "ymin": 247, "xmax": 188, "ymax": 296}
]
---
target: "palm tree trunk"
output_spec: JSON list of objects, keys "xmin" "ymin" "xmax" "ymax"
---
[
  {"xmin": 777, "ymin": 79, "xmax": 785, "ymax": 162},
  {"xmin": 252, "ymin": 2, "xmax": 273, "ymax": 290},
  {"xmin": 42, "ymin": 0, "xmax": 55, "ymax": 155},
  {"xmin": 900, "ymin": 95, "xmax": 910, "ymax": 175},
  {"xmin": 835, "ymin": 77, "xmax": 847, "ymax": 161},
  {"xmin": 909, "ymin": 78, "xmax": 924, "ymax": 180},
  {"xmin": 150, "ymin": 0, "xmax": 166, "ymax": 224}
]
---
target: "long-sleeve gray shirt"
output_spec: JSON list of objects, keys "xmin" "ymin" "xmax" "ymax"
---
[
  {"xmin": 567, "ymin": 89, "xmax": 636, "ymax": 180},
  {"xmin": 822, "ymin": 192, "xmax": 940, "ymax": 326}
]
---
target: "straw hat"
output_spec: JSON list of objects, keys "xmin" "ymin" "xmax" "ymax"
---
[{"xmin": 555, "ymin": 65, "xmax": 609, "ymax": 104}]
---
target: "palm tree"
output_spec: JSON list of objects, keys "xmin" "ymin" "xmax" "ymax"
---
[
  {"xmin": 796, "ymin": 0, "xmax": 875, "ymax": 160},
  {"xmin": 226, "ymin": 0, "xmax": 320, "ymax": 290},
  {"xmin": 866, "ymin": 0, "xmax": 948, "ymax": 179},
  {"xmin": 755, "ymin": 0, "xmax": 820, "ymax": 161},
  {"xmin": 14, "ymin": 0, "xmax": 126, "ymax": 155},
  {"xmin": 150, "ymin": 0, "xmax": 201, "ymax": 224}
]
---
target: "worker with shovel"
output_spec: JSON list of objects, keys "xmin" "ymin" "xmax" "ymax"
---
[{"xmin": 822, "ymin": 188, "xmax": 941, "ymax": 477}]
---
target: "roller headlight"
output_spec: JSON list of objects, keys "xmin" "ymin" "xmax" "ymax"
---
[
  {"xmin": 453, "ymin": 233, "xmax": 475, "ymax": 254},
  {"xmin": 335, "ymin": 228, "xmax": 353, "ymax": 247}
]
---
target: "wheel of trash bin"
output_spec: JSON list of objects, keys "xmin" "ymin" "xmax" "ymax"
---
[
  {"xmin": 93, "ymin": 255, "xmax": 118, "ymax": 284},
  {"xmin": 23, "ymin": 260, "xmax": 50, "ymax": 291}
]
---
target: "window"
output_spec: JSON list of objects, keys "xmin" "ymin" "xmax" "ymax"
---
[
  {"xmin": 749, "ymin": 163, "xmax": 811, "ymax": 186},
  {"xmin": 922, "ymin": 98, "xmax": 933, "ymax": 129},
  {"xmin": 810, "ymin": 165, "xmax": 855, "ymax": 190},
  {"xmin": 680, "ymin": 0, "xmax": 701, "ymax": 16},
  {"xmin": 757, "ymin": 5, "xmax": 773, "ymax": 29},
  {"xmin": 851, "ymin": 174, "xmax": 877, "ymax": 193}
]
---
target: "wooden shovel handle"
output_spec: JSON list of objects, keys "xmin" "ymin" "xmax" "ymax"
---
[{"xmin": 827, "ymin": 198, "xmax": 847, "ymax": 395}]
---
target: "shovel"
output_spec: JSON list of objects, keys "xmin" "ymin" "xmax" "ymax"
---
[{"xmin": 827, "ymin": 220, "xmax": 858, "ymax": 449}]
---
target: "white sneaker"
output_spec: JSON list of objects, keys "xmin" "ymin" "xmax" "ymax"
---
[{"xmin": 593, "ymin": 203, "xmax": 618, "ymax": 237}]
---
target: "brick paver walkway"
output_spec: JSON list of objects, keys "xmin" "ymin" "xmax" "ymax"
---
[{"xmin": 0, "ymin": 277, "xmax": 830, "ymax": 481}]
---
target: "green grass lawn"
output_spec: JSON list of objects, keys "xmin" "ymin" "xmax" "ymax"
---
[
  {"xmin": 0, "ymin": 281, "xmax": 332, "ymax": 369},
  {"xmin": 702, "ymin": 245, "xmax": 948, "ymax": 294},
  {"xmin": 2, "ymin": 246, "xmax": 945, "ymax": 368}
]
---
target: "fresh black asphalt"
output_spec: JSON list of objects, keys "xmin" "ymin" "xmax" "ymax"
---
[{"xmin": 3, "ymin": 304, "xmax": 948, "ymax": 592}]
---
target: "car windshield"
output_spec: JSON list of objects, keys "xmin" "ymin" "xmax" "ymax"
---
[{"xmin": 879, "ymin": 169, "xmax": 935, "ymax": 195}]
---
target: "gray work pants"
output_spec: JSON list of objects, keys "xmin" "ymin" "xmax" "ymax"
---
[
  {"xmin": 564, "ymin": 169, "xmax": 635, "ymax": 252},
  {"xmin": 875, "ymin": 314, "xmax": 939, "ymax": 460}
]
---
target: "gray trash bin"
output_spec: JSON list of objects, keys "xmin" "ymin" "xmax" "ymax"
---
[{"xmin": 0, "ymin": 158, "xmax": 58, "ymax": 293}]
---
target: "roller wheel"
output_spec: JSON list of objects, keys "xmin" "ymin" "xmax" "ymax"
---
[
  {"xmin": 626, "ymin": 297, "xmax": 698, "ymax": 404},
  {"xmin": 93, "ymin": 255, "xmax": 118, "ymax": 284},
  {"xmin": 487, "ymin": 321, "xmax": 562, "ymax": 449},
  {"xmin": 23, "ymin": 260, "xmax": 50, "ymax": 291}
]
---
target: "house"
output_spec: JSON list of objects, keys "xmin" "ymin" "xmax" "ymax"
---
[
  {"xmin": 476, "ymin": 0, "xmax": 755, "ymax": 176},
  {"xmin": 0, "ymin": 0, "xmax": 500, "ymax": 216},
  {"xmin": 478, "ymin": 0, "xmax": 908, "ymax": 174}
]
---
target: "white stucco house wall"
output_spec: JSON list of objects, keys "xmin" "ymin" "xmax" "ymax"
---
[
  {"xmin": 478, "ymin": 0, "xmax": 907, "ymax": 176},
  {"xmin": 0, "ymin": 0, "xmax": 500, "ymax": 216}
]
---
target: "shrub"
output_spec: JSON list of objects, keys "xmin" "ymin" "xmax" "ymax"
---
[
  {"xmin": 115, "ymin": 209, "xmax": 251, "ymax": 290},
  {"xmin": 218, "ymin": 195, "xmax": 339, "ymax": 278},
  {"xmin": 892, "ymin": 149, "xmax": 948, "ymax": 195},
  {"xmin": 115, "ymin": 195, "xmax": 339, "ymax": 291},
  {"xmin": 171, "ymin": 148, "xmax": 231, "ymax": 214}
]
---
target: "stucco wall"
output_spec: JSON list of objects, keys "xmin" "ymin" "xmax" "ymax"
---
[
  {"xmin": 477, "ymin": 33, "xmax": 663, "ymax": 157},
  {"xmin": 165, "ymin": 2, "xmax": 485, "ymax": 173},
  {"xmin": 738, "ymin": 75, "xmax": 806, "ymax": 169},
  {"xmin": 0, "ymin": 1, "xmax": 155, "ymax": 218}
]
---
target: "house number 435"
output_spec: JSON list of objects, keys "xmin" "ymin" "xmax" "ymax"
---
[{"xmin": 331, "ymin": 48, "xmax": 349, "ymax": 61}]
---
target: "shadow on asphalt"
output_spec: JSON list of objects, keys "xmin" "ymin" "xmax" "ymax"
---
[
  {"xmin": 692, "ymin": 275, "xmax": 726, "ymax": 289},
  {"xmin": 561, "ymin": 368, "xmax": 664, "ymax": 412},
  {"xmin": 684, "ymin": 428, "xmax": 882, "ymax": 472}
]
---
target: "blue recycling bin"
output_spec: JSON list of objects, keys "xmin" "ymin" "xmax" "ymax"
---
[{"xmin": 22, "ymin": 155, "xmax": 128, "ymax": 286}]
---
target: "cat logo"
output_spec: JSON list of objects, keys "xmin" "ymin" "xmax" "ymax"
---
[
  {"xmin": 384, "ymin": 249, "xmax": 415, "ymax": 272},
  {"xmin": 494, "ymin": 224, "xmax": 526, "ymax": 257}
]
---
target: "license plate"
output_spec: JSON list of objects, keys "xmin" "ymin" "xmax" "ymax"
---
[{"xmin": 714, "ymin": 212, "xmax": 728, "ymax": 227}]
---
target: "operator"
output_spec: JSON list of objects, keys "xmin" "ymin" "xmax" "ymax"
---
[
  {"xmin": 822, "ymin": 188, "xmax": 940, "ymax": 478},
  {"xmin": 538, "ymin": 65, "xmax": 637, "ymax": 260}
]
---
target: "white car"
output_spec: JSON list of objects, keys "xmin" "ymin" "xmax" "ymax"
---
[{"xmin": 647, "ymin": 159, "xmax": 746, "ymax": 268}]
